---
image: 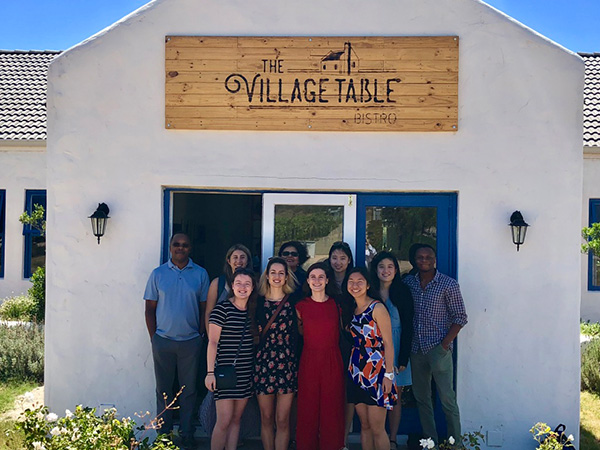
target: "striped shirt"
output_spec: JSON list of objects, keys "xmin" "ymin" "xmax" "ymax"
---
[
  {"xmin": 404, "ymin": 271, "xmax": 468, "ymax": 354},
  {"xmin": 209, "ymin": 300, "xmax": 254, "ymax": 399}
]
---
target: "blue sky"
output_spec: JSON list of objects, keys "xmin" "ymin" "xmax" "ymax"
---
[{"xmin": 0, "ymin": 0, "xmax": 598, "ymax": 53}]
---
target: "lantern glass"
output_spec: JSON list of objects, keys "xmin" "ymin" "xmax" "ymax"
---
[
  {"xmin": 91, "ymin": 216, "xmax": 107, "ymax": 237},
  {"xmin": 511, "ymin": 224, "xmax": 527, "ymax": 246}
]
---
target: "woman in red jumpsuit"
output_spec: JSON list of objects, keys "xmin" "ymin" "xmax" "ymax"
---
[{"xmin": 295, "ymin": 262, "xmax": 345, "ymax": 450}]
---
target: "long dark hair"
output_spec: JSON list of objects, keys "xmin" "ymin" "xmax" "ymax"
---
[
  {"xmin": 229, "ymin": 267, "xmax": 259, "ymax": 342},
  {"xmin": 303, "ymin": 262, "xmax": 338, "ymax": 298},
  {"xmin": 369, "ymin": 251, "xmax": 414, "ymax": 369}
]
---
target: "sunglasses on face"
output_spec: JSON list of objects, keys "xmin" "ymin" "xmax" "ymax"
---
[
  {"xmin": 281, "ymin": 251, "xmax": 299, "ymax": 257},
  {"xmin": 172, "ymin": 242, "xmax": 190, "ymax": 248}
]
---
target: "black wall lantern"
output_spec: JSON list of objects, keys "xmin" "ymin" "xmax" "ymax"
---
[
  {"xmin": 89, "ymin": 203, "xmax": 110, "ymax": 244},
  {"xmin": 509, "ymin": 210, "xmax": 529, "ymax": 251}
]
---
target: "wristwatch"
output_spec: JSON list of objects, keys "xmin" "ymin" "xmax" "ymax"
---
[{"xmin": 384, "ymin": 372, "xmax": 395, "ymax": 381}]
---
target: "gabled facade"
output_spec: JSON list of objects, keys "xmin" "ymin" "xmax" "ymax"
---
[{"xmin": 2, "ymin": 0, "xmax": 580, "ymax": 448}]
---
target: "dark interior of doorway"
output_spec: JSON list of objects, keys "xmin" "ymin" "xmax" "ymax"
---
[{"xmin": 172, "ymin": 192, "xmax": 262, "ymax": 279}]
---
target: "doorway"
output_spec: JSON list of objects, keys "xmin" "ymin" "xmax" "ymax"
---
[
  {"xmin": 163, "ymin": 190, "xmax": 262, "ymax": 278},
  {"xmin": 164, "ymin": 189, "xmax": 457, "ymax": 436}
]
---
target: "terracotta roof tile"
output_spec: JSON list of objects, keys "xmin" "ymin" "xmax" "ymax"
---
[{"xmin": 0, "ymin": 50, "xmax": 61, "ymax": 141}]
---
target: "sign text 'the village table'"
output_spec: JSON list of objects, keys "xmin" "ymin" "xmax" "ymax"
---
[{"xmin": 165, "ymin": 36, "xmax": 458, "ymax": 132}]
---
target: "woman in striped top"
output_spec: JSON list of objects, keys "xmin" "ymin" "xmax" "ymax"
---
[{"xmin": 206, "ymin": 268, "xmax": 258, "ymax": 450}]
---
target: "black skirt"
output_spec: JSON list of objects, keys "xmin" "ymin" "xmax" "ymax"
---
[{"xmin": 346, "ymin": 372, "xmax": 377, "ymax": 406}]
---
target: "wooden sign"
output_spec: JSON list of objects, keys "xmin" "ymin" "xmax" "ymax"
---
[{"xmin": 165, "ymin": 36, "xmax": 458, "ymax": 132}]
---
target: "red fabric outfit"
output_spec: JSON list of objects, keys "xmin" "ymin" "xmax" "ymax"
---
[{"xmin": 295, "ymin": 296, "xmax": 345, "ymax": 450}]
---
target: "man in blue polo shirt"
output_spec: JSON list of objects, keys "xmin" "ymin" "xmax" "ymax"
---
[
  {"xmin": 404, "ymin": 245, "xmax": 468, "ymax": 446},
  {"xmin": 144, "ymin": 233, "xmax": 209, "ymax": 448}
]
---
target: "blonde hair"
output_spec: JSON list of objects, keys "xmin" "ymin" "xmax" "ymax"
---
[{"xmin": 258, "ymin": 257, "xmax": 297, "ymax": 296}]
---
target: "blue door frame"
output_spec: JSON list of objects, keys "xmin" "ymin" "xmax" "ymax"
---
[
  {"xmin": 356, "ymin": 193, "xmax": 458, "ymax": 437},
  {"xmin": 355, "ymin": 193, "xmax": 457, "ymax": 276}
]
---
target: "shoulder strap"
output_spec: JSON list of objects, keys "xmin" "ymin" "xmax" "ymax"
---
[
  {"xmin": 260, "ymin": 295, "xmax": 289, "ymax": 343},
  {"xmin": 232, "ymin": 314, "xmax": 249, "ymax": 366},
  {"xmin": 217, "ymin": 274, "xmax": 227, "ymax": 298}
]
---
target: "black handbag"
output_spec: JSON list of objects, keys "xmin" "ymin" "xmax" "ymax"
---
[{"xmin": 214, "ymin": 317, "xmax": 248, "ymax": 390}]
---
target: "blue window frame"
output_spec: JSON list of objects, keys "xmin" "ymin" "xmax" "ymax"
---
[
  {"xmin": 0, "ymin": 190, "xmax": 5, "ymax": 278},
  {"xmin": 589, "ymin": 199, "xmax": 600, "ymax": 291},
  {"xmin": 23, "ymin": 190, "xmax": 46, "ymax": 278}
]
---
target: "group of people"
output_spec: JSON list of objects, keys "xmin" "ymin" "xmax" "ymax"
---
[{"xmin": 144, "ymin": 234, "xmax": 468, "ymax": 450}]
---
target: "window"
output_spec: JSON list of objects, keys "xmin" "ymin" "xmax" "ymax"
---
[
  {"xmin": 589, "ymin": 199, "xmax": 600, "ymax": 290},
  {"xmin": 23, "ymin": 190, "xmax": 46, "ymax": 278},
  {"xmin": 0, "ymin": 190, "xmax": 5, "ymax": 278}
]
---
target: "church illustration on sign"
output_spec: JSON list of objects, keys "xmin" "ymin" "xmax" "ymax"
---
[{"xmin": 320, "ymin": 42, "xmax": 360, "ymax": 75}]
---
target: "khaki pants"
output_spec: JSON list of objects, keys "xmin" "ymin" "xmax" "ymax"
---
[{"xmin": 411, "ymin": 344, "xmax": 461, "ymax": 444}]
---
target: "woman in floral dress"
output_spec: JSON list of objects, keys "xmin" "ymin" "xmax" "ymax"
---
[{"xmin": 254, "ymin": 257, "xmax": 299, "ymax": 450}]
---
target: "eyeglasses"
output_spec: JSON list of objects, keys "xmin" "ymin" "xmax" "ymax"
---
[
  {"xmin": 281, "ymin": 251, "xmax": 299, "ymax": 257},
  {"xmin": 172, "ymin": 242, "xmax": 190, "ymax": 248}
]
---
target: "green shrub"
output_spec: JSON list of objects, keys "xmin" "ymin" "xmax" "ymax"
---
[
  {"xmin": 28, "ymin": 266, "xmax": 45, "ymax": 323},
  {"xmin": 582, "ymin": 337, "xmax": 600, "ymax": 395},
  {"xmin": 15, "ymin": 405, "xmax": 178, "ymax": 450},
  {"xmin": 0, "ymin": 295, "xmax": 35, "ymax": 321},
  {"xmin": 581, "ymin": 319, "xmax": 600, "ymax": 337},
  {"xmin": 0, "ymin": 324, "xmax": 44, "ymax": 383}
]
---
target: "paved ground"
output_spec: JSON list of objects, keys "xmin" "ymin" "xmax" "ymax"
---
[{"xmin": 185, "ymin": 437, "xmax": 406, "ymax": 449}]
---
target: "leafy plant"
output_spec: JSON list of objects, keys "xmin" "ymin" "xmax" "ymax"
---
[
  {"xmin": 19, "ymin": 204, "xmax": 46, "ymax": 237},
  {"xmin": 14, "ymin": 404, "xmax": 179, "ymax": 450},
  {"xmin": 581, "ymin": 319, "xmax": 600, "ymax": 337},
  {"xmin": 582, "ymin": 336, "xmax": 600, "ymax": 395},
  {"xmin": 530, "ymin": 422, "xmax": 575, "ymax": 449},
  {"xmin": 28, "ymin": 267, "xmax": 45, "ymax": 323},
  {"xmin": 0, "ymin": 295, "xmax": 35, "ymax": 321},
  {"xmin": 0, "ymin": 323, "xmax": 44, "ymax": 383}
]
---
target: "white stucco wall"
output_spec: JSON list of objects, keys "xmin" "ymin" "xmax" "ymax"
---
[
  {"xmin": 46, "ymin": 0, "xmax": 584, "ymax": 447},
  {"xmin": 582, "ymin": 151, "xmax": 600, "ymax": 321},
  {"xmin": 0, "ymin": 144, "xmax": 46, "ymax": 299}
]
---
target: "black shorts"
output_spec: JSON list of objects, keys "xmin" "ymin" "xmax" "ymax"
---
[{"xmin": 346, "ymin": 375, "xmax": 377, "ymax": 406}]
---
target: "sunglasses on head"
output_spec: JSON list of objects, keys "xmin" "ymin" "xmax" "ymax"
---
[{"xmin": 281, "ymin": 251, "xmax": 299, "ymax": 257}]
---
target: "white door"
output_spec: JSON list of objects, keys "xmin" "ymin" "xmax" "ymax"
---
[{"xmin": 261, "ymin": 193, "xmax": 357, "ymax": 271}]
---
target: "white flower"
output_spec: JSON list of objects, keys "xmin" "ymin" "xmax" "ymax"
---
[
  {"xmin": 65, "ymin": 409, "xmax": 73, "ymax": 419},
  {"xmin": 420, "ymin": 438, "xmax": 435, "ymax": 449},
  {"xmin": 50, "ymin": 426, "xmax": 62, "ymax": 436},
  {"xmin": 23, "ymin": 392, "xmax": 35, "ymax": 402},
  {"xmin": 568, "ymin": 434, "xmax": 574, "ymax": 441},
  {"xmin": 45, "ymin": 413, "xmax": 58, "ymax": 422},
  {"xmin": 448, "ymin": 436, "xmax": 455, "ymax": 445},
  {"xmin": 32, "ymin": 442, "xmax": 46, "ymax": 450}
]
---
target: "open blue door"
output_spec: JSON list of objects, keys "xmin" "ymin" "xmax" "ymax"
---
[{"xmin": 355, "ymin": 193, "xmax": 458, "ymax": 438}]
